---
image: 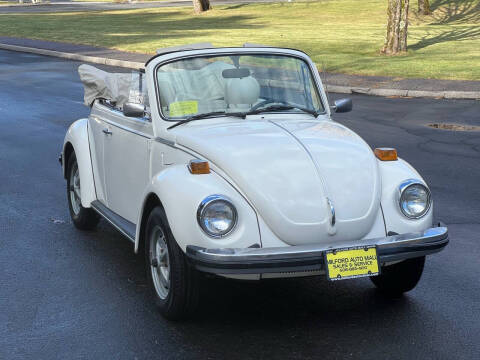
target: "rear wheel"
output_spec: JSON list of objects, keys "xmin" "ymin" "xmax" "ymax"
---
[
  {"xmin": 145, "ymin": 206, "xmax": 200, "ymax": 320},
  {"xmin": 370, "ymin": 256, "xmax": 425, "ymax": 297},
  {"xmin": 66, "ymin": 153, "xmax": 99, "ymax": 230}
]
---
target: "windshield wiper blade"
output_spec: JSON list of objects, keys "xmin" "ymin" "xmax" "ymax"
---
[
  {"xmin": 245, "ymin": 104, "xmax": 319, "ymax": 117},
  {"xmin": 167, "ymin": 104, "xmax": 319, "ymax": 130},
  {"xmin": 167, "ymin": 111, "xmax": 246, "ymax": 130}
]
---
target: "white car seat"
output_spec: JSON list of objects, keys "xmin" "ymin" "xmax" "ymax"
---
[{"xmin": 225, "ymin": 76, "xmax": 260, "ymax": 111}]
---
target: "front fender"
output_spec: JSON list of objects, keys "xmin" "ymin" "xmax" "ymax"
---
[
  {"xmin": 62, "ymin": 118, "xmax": 96, "ymax": 208},
  {"xmin": 135, "ymin": 165, "xmax": 261, "ymax": 253},
  {"xmin": 378, "ymin": 158, "xmax": 433, "ymax": 234}
]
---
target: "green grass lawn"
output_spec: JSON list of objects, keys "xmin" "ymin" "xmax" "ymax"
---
[{"xmin": 0, "ymin": 0, "xmax": 479, "ymax": 80}]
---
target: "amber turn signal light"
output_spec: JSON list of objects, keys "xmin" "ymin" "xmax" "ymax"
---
[
  {"xmin": 189, "ymin": 159, "xmax": 210, "ymax": 174},
  {"xmin": 374, "ymin": 148, "xmax": 398, "ymax": 161}
]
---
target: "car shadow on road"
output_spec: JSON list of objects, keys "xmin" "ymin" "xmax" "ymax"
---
[
  {"xmin": 194, "ymin": 274, "xmax": 412, "ymax": 323},
  {"xmin": 94, "ymin": 220, "xmax": 418, "ymax": 322},
  {"xmin": 83, "ymin": 220, "xmax": 432, "ymax": 358}
]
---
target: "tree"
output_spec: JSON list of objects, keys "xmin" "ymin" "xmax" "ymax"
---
[
  {"xmin": 381, "ymin": 0, "xmax": 410, "ymax": 55},
  {"xmin": 192, "ymin": 0, "xmax": 211, "ymax": 14},
  {"xmin": 418, "ymin": 0, "xmax": 430, "ymax": 15}
]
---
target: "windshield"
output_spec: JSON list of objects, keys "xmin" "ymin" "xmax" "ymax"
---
[{"xmin": 156, "ymin": 54, "xmax": 324, "ymax": 120}]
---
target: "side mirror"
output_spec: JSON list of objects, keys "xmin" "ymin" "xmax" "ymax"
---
[
  {"xmin": 332, "ymin": 98, "xmax": 352, "ymax": 113},
  {"xmin": 123, "ymin": 102, "xmax": 146, "ymax": 118}
]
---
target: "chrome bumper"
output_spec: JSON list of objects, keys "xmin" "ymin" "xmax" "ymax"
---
[{"xmin": 186, "ymin": 226, "xmax": 449, "ymax": 275}]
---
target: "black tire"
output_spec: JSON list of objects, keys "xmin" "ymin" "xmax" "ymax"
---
[
  {"xmin": 145, "ymin": 206, "xmax": 200, "ymax": 320},
  {"xmin": 370, "ymin": 256, "xmax": 426, "ymax": 297},
  {"xmin": 66, "ymin": 153, "xmax": 100, "ymax": 230}
]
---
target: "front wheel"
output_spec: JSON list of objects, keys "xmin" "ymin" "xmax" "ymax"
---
[
  {"xmin": 145, "ymin": 206, "xmax": 200, "ymax": 320},
  {"xmin": 370, "ymin": 256, "xmax": 426, "ymax": 297}
]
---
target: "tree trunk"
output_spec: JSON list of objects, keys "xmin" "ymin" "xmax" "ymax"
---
[
  {"xmin": 418, "ymin": 0, "xmax": 430, "ymax": 15},
  {"xmin": 382, "ymin": 0, "xmax": 409, "ymax": 55},
  {"xmin": 399, "ymin": 0, "xmax": 409, "ymax": 52},
  {"xmin": 192, "ymin": 0, "xmax": 211, "ymax": 14}
]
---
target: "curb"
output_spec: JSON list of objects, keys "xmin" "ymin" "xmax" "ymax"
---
[
  {"xmin": 0, "ymin": 43, "xmax": 144, "ymax": 70},
  {"xmin": 326, "ymin": 85, "xmax": 480, "ymax": 100},
  {"xmin": 1, "ymin": 42, "xmax": 479, "ymax": 100}
]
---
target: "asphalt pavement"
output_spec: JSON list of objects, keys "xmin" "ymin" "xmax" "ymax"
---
[{"xmin": 0, "ymin": 49, "xmax": 479, "ymax": 359}]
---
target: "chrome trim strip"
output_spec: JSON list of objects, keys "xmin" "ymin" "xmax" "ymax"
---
[
  {"xmin": 96, "ymin": 101, "xmax": 151, "ymax": 123},
  {"xmin": 154, "ymin": 137, "xmax": 176, "ymax": 147},
  {"xmin": 327, "ymin": 197, "xmax": 336, "ymax": 227},
  {"xmin": 91, "ymin": 200, "xmax": 136, "ymax": 243},
  {"xmin": 101, "ymin": 118, "xmax": 153, "ymax": 139},
  {"xmin": 188, "ymin": 226, "xmax": 448, "ymax": 263},
  {"xmin": 146, "ymin": 46, "xmax": 311, "ymax": 67}
]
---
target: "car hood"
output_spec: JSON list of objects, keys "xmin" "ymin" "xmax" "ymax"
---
[{"xmin": 173, "ymin": 118, "xmax": 381, "ymax": 245}]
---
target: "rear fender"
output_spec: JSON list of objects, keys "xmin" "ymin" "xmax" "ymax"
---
[{"xmin": 62, "ymin": 118, "xmax": 96, "ymax": 208}]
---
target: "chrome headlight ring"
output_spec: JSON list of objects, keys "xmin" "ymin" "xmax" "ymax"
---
[
  {"xmin": 397, "ymin": 179, "xmax": 432, "ymax": 219},
  {"xmin": 197, "ymin": 195, "xmax": 238, "ymax": 238}
]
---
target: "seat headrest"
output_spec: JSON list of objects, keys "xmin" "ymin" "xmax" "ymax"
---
[{"xmin": 225, "ymin": 76, "xmax": 260, "ymax": 106}]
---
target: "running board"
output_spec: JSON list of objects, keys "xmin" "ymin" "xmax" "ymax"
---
[{"xmin": 90, "ymin": 200, "xmax": 136, "ymax": 243}]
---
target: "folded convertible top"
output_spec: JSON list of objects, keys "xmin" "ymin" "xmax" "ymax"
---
[{"xmin": 78, "ymin": 64, "xmax": 140, "ymax": 107}]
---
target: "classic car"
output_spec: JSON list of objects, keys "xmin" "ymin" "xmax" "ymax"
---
[{"xmin": 61, "ymin": 44, "xmax": 449, "ymax": 319}]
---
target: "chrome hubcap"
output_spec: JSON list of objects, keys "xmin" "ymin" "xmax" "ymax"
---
[
  {"xmin": 150, "ymin": 226, "xmax": 170, "ymax": 299},
  {"xmin": 69, "ymin": 163, "xmax": 81, "ymax": 215}
]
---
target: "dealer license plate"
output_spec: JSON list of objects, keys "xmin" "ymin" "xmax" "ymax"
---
[{"xmin": 325, "ymin": 246, "xmax": 380, "ymax": 281}]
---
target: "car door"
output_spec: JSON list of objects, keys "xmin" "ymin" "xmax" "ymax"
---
[
  {"xmin": 88, "ymin": 112, "xmax": 109, "ymax": 203},
  {"xmin": 102, "ymin": 111, "xmax": 153, "ymax": 224}
]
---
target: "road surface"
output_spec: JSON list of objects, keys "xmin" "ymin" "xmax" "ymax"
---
[{"xmin": 0, "ymin": 49, "xmax": 479, "ymax": 359}]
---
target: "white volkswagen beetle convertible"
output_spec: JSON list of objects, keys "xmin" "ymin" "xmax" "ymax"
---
[{"xmin": 61, "ymin": 45, "xmax": 448, "ymax": 319}]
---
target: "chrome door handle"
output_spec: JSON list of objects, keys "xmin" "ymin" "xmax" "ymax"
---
[{"xmin": 102, "ymin": 128, "xmax": 112, "ymax": 135}]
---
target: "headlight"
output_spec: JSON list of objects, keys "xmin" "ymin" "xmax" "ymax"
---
[
  {"xmin": 197, "ymin": 195, "xmax": 238, "ymax": 237},
  {"xmin": 398, "ymin": 179, "xmax": 432, "ymax": 219}
]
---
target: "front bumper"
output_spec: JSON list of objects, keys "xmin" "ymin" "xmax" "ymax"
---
[{"xmin": 186, "ymin": 226, "xmax": 449, "ymax": 275}]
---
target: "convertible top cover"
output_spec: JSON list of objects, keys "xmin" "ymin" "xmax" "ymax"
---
[{"xmin": 78, "ymin": 64, "xmax": 144, "ymax": 108}]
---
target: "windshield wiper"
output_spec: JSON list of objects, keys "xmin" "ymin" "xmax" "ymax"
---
[
  {"xmin": 167, "ymin": 111, "xmax": 246, "ymax": 130},
  {"xmin": 167, "ymin": 104, "xmax": 319, "ymax": 130},
  {"xmin": 245, "ymin": 104, "xmax": 319, "ymax": 117}
]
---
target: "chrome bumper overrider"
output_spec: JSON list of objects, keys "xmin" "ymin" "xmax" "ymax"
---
[{"xmin": 186, "ymin": 226, "xmax": 449, "ymax": 274}]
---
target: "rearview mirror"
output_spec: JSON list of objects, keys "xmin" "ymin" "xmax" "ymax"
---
[
  {"xmin": 222, "ymin": 68, "xmax": 251, "ymax": 79},
  {"xmin": 332, "ymin": 98, "xmax": 352, "ymax": 113},
  {"xmin": 123, "ymin": 102, "xmax": 145, "ymax": 118}
]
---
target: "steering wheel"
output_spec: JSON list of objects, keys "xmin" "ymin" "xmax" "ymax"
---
[{"xmin": 249, "ymin": 98, "xmax": 287, "ymax": 112}]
